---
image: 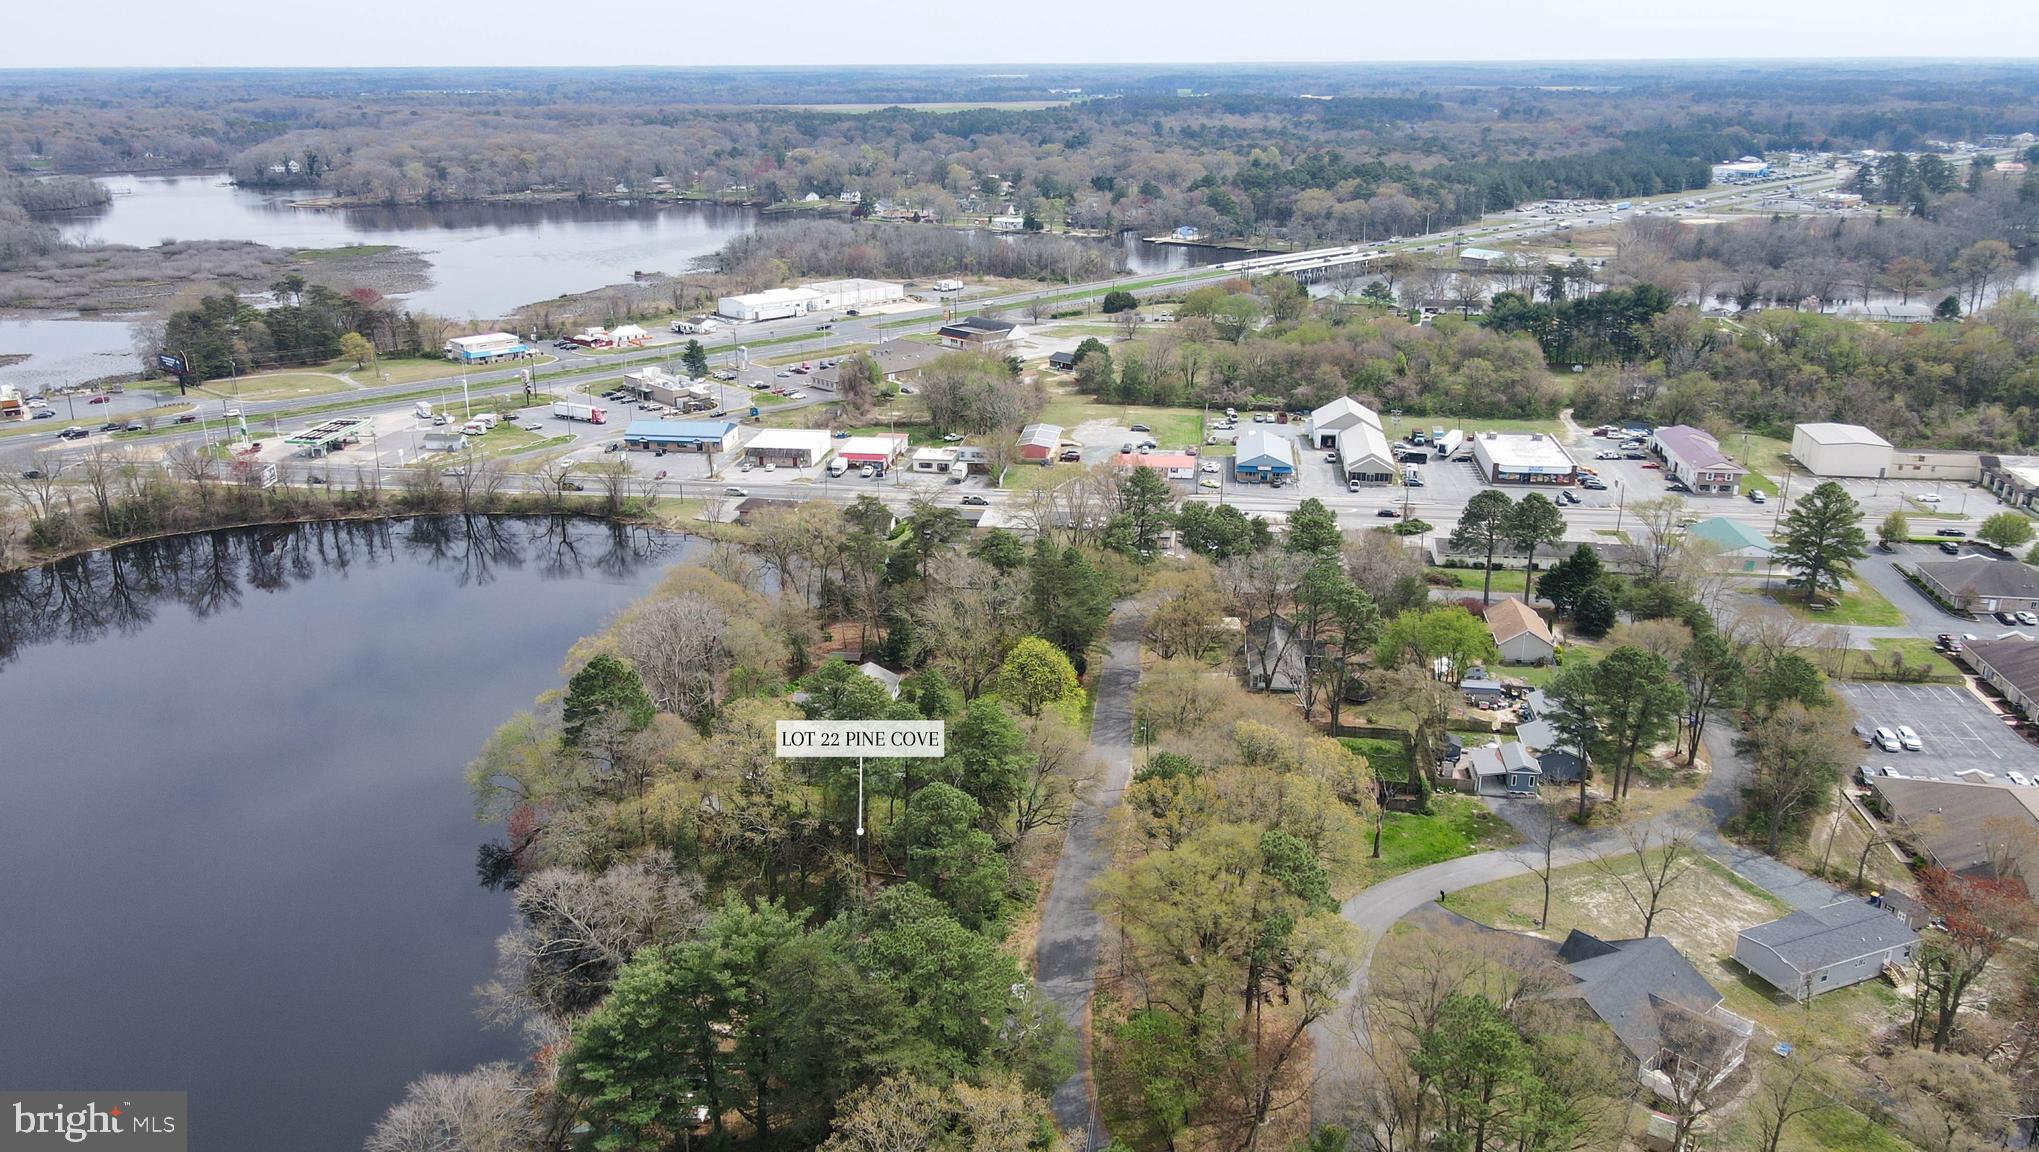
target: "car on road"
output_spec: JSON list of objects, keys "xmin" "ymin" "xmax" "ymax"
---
[
  {"xmin": 125, "ymin": 422, "xmax": 145, "ymax": 432},
  {"xmin": 724, "ymin": 486, "xmax": 749, "ymax": 497},
  {"xmin": 960, "ymin": 495, "xmax": 989, "ymax": 506},
  {"xmin": 223, "ymin": 408, "xmax": 241, "ymax": 418},
  {"xmin": 58, "ymin": 426, "xmax": 87, "ymax": 440},
  {"xmin": 32, "ymin": 409, "xmax": 55, "ymax": 420},
  {"xmin": 1935, "ymin": 528, "xmax": 1965, "ymax": 538},
  {"xmin": 789, "ymin": 392, "xmax": 807, "ymax": 400},
  {"xmin": 775, "ymin": 370, "xmax": 792, "ymax": 378},
  {"xmin": 1200, "ymin": 479, "xmax": 1220, "ymax": 490},
  {"xmin": 1129, "ymin": 423, "xmax": 1151, "ymax": 432},
  {"xmin": 443, "ymin": 466, "xmax": 468, "ymax": 478},
  {"xmin": 99, "ymin": 421, "xmax": 122, "ymax": 432},
  {"xmin": 559, "ymin": 480, "xmax": 585, "ymax": 492},
  {"xmin": 2021, "ymin": 611, "xmax": 2039, "ymax": 627},
  {"xmin": 87, "ymin": 395, "xmax": 109, "ymax": 405},
  {"xmin": 1376, "ymin": 508, "xmax": 1400, "ymax": 518},
  {"xmin": 1940, "ymin": 541, "xmax": 1964, "ymax": 555},
  {"xmin": 1896, "ymin": 725, "xmax": 1923, "ymax": 752},
  {"xmin": 20, "ymin": 468, "xmax": 42, "ymax": 479}
]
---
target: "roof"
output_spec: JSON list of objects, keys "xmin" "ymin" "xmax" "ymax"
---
[
  {"xmin": 911, "ymin": 446, "xmax": 959, "ymax": 462},
  {"xmin": 1467, "ymin": 740, "xmax": 1542, "ymax": 779},
  {"xmin": 1554, "ymin": 932, "xmax": 1728, "ymax": 1065},
  {"xmin": 624, "ymin": 419, "xmax": 737, "ymax": 441},
  {"xmin": 1486, "ymin": 598, "xmax": 1555, "ymax": 648},
  {"xmin": 722, "ymin": 287, "xmax": 825, "ymax": 307},
  {"xmin": 1689, "ymin": 517, "xmax": 1774, "ymax": 555},
  {"xmin": 1738, "ymin": 900, "xmax": 1919, "ymax": 974},
  {"xmin": 1473, "ymin": 431, "xmax": 1575, "ymax": 471},
  {"xmin": 942, "ymin": 316, "xmax": 1017, "ymax": 336},
  {"xmin": 1047, "ymin": 350, "xmax": 1078, "ymax": 367},
  {"xmin": 1017, "ymin": 423, "xmax": 1062, "ymax": 450},
  {"xmin": 1236, "ymin": 428, "xmax": 1297, "ymax": 469},
  {"xmin": 1916, "ymin": 556, "xmax": 2039, "ymax": 602},
  {"xmin": 1308, "ymin": 396, "xmax": 1382, "ymax": 433},
  {"xmin": 1458, "ymin": 246, "xmax": 1508, "ymax": 261},
  {"xmin": 837, "ymin": 434, "xmax": 907, "ymax": 458},
  {"xmin": 1113, "ymin": 453, "xmax": 1197, "ymax": 471},
  {"xmin": 1870, "ymin": 774, "xmax": 2039, "ymax": 877},
  {"xmin": 1336, "ymin": 420, "xmax": 1394, "ymax": 469},
  {"xmin": 743, "ymin": 427, "xmax": 834, "ymax": 454},
  {"xmin": 1965, "ymin": 634, "xmax": 2039, "ymax": 698},
  {"xmin": 858, "ymin": 661, "xmax": 903, "ymax": 699},
  {"xmin": 1652, "ymin": 425, "xmax": 1743, "ymax": 472},
  {"xmin": 1794, "ymin": 422, "xmax": 1892, "ymax": 449}
]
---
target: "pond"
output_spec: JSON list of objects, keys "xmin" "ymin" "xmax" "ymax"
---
[{"xmin": 0, "ymin": 517, "xmax": 685, "ymax": 1150}]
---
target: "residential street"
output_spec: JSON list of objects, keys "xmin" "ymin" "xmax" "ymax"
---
[{"xmin": 1035, "ymin": 611, "xmax": 1141, "ymax": 1149}]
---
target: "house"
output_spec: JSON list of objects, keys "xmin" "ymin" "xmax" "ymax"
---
[
  {"xmin": 1962, "ymin": 634, "xmax": 2039, "ymax": 713},
  {"xmin": 1464, "ymin": 740, "xmax": 1543, "ymax": 796},
  {"xmin": 1516, "ymin": 689, "xmax": 1585, "ymax": 782},
  {"xmin": 1471, "ymin": 431, "xmax": 1576, "ymax": 486},
  {"xmin": 813, "ymin": 339, "xmax": 942, "ymax": 393},
  {"xmin": 1016, "ymin": 423, "xmax": 1063, "ymax": 464},
  {"xmin": 1869, "ymin": 774, "xmax": 2039, "ymax": 887},
  {"xmin": 1913, "ymin": 556, "xmax": 2039, "ymax": 616},
  {"xmin": 1735, "ymin": 900, "xmax": 1919, "ymax": 1000},
  {"xmin": 622, "ymin": 419, "xmax": 738, "ymax": 454},
  {"xmin": 1112, "ymin": 452, "xmax": 1198, "ymax": 487},
  {"xmin": 1242, "ymin": 614, "xmax": 1314, "ymax": 693},
  {"xmin": 990, "ymin": 214, "xmax": 1026, "ymax": 232},
  {"xmin": 857, "ymin": 661, "xmax": 902, "ymax": 699},
  {"xmin": 1555, "ymin": 931, "xmax": 1754, "ymax": 1097},
  {"xmin": 1687, "ymin": 518, "xmax": 1775, "ymax": 572},
  {"xmin": 1232, "ymin": 429, "xmax": 1297, "ymax": 484},
  {"xmin": 1337, "ymin": 422, "xmax": 1396, "ymax": 485},
  {"xmin": 1046, "ymin": 350, "xmax": 1079, "ymax": 372},
  {"xmin": 1790, "ymin": 423, "xmax": 1892, "ymax": 478},
  {"xmin": 1487, "ymin": 598, "xmax": 1557, "ymax": 665},
  {"xmin": 1305, "ymin": 396, "xmax": 1381, "ymax": 449},
  {"xmin": 939, "ymin": 316, "xmax": 1025, "ymax": 350},
  {"xmin": 740, "ymin": 428, "xmax": 833, "ymax": 469},
  {"xmin": 1649, "ymin": 425, "xmax": 1746, "ymax": 496}
]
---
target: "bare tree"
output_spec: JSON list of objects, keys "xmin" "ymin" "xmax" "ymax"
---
[
  {"xmin": 1591, "ymin": 824, "xmax": 1695, "ymax": 938},
  {"xmin": 365, "ymin": 1062, "xmax": 542, "ymax": 1152},
  {"xmin": 1517, "ymin": 795, "xmax": 1573, "ymax": 929},
  {"xmin": 0, "ymin": 454, "xmax": 68, "ymax": 522},
  {"xmin": 1750, "ymin": 1044, "xmax": 1831, "ymax": 1152},
  {"xmin": 1009, "ymin": 712, "xmax": 1100, "ymax": 850}
]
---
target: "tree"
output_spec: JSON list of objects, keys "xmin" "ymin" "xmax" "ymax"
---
[
  {"xmin": 1884, "ymin": 1049, "xmax": 2011, "ymax": 1152},
  {"xmin": 1572, "ymin": 585, "xmax": 1617, "ymax": 637},
  {"xmin": 1517, "ymin": 796, "xmax": 1572, "ymax": 930},
  {"xmin": 561, "ymin": 654, "xmax": 654, "ymax": 748},
  {"xmin": 365, "ymin": 1063, "xmax": 539, "ymax": 1152},
  {"xmin": 1775, "ymin": 481, "xmax": 1868, "ymax": 604},
  {"xmin": 1502, "ymin": 493, "xmax": 1565, "ymax": 602},
  {"xmin": 1449, "ymin": 489, "xmax": 1515, "ymax": 604},
  {"xmin": 339, "ymin": 331, "xmax": 377, "ymax": 371},
  {"xmin": 1115, "ymin": 465, "xmax": 1178, "ymax": 556},
  {"xmin": 899, "ymin": 784, "xmax": 1010, "ymax": 928},
  {"xmin": 1101, "ymin": 289, "xmax": 1139, "ymax": 314},
  {"xmin": 1912, "ymin": 869, "xmax": 2036, "ymax": 1052},
  {"xmin": 1567, "ymin": 644, "xmax": 1684, "ymax": 802},
  {"xmin": 682, "ymin": 339, "xmax": 711, "ymax": 378},
  {"xmin": 1676, "ymin": 632, "xmax": 1744, "ymax": 765},
  {"xmin": 1883, "ymin": 256, "xmax": 1933, "ymax": 305},
  {"xmin": 1737, "ymin": 703, "xmax": 1851, "ymax": 855},
  {"xmin": 1591, "ymin": 824, "xmax": 1694, "ymax": 938},
  {"xmin": 1750, "ymin": 1044, "xmax": 1831, "ymax": 1152},
  {"xmin": 1749, "ymin": 651, "xmax": 1830, "ymax": 718},
  {"xmin": 1951, "ymin": 239, "xmax": 2015, "ymax": 312},
  {"xmin": 1977, "ymin": 511, "xmax": 2034, "ymax": 552},
  {"xmin": 1878, "ymin": 509, "xmax": 1911, "ymax": 550},
  {"xmin": 1375, "ymin": 606, "xmax": 1497, "ymax": 685},
  {"xmin": 1537, "ymin": 545, "xmax": 1605, "ymax": 620},
  {"xmin": 1027, "ymin": 540, "xmax": 1114, "ymax": 660},
  {"xmin": 1934, "ymin": 294, "xmax": 1962, "ymax": 321},
  {"xmin": 995, "ymin": 637, "xmax": 1081, "ymax": 717},
  {"xmin": 1286, "ymin": 496, "xmax": 1342, "ymax": 557}
]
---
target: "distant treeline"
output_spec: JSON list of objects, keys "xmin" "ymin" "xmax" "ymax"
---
[{"xmin": 161, "ymin": 285, "xmax": 437, "ymax": 381}]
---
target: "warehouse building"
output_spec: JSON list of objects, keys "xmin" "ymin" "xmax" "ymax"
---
[
  {"xmin": 443, "ymin": 332, "xmax": 530, "ymax": 362},
  {"xmin": 836, "ymin": 434, "xmax": 908, "ymax": 468},
  {"xmin": 717, "ymin": 287, "xmax": 825, "ymax": 322},
  {"xmin": 1016, "ymin": 423, "xmax": 1062, "ymax": 464},
  {"xmin": 1337, "ymin": 421, "xmax": 1396, "ymax": 485},
  {"xmin": 623, "ymin": 419, "xmax": 738, "ymax": 454},
  {"xmin": 1472, "ymin": 431, "xmax": 1576, "ymax": 486},
  {"xmin": 1790, "ymin": 423, "xmax": 1892, "ymax": 478},
  {"xmin": 800, "ymin": 279, "xmax": 904, "ymax": 310},
  {"xmin": 1305, "ymin": 396, "xmax": 1380, "ymax": 449},
  {"xmin": 741, "ymin": 427, "xmax": 834, "ymax": 468}
]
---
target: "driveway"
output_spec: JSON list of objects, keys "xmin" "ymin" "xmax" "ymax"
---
[
  {"xmin": 1035, "ymin": 612, "xmax": 1140, "ymax": 1150},
  {"xmin": 1852, "ymin": 546, "xmax": 1968, "ymax": 637}
]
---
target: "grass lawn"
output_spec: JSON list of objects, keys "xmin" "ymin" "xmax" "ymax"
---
[
  {"xmin": 1810, "ymin": 638, "xmax": 1961, "ymax": 684},
  {"xmin": 201, "ymin": 373, "xmax": 356, "ymax": 401},
  {"xmin": 1037, "ymin": 396, "xmax": 1206, "ymax": 449},
  {"xmin": 1765, "ymin": 582, "xmax": 1905, "ymax": 627},
  {"xmin": 1734, "ymin": 432, "xmax": 1793, "ymax": 492},
  {"xmin": 1359, "ymin": 792, "xmax": 1519, "ymax": 883},
  {"xmin": 1002, "ymin": 462, "xmax": 1085, "ymax": 492},
  {"xmin": 474, "ymin": 426, "xmax": 576, "ymax": 458},
  {"xmin": 1338, "ymin": 736, "xmax": 1412, "ymax": 782},
  {"xmin": 1430, "ymin": 566, "xmax": 1521, "ymax": 593}
]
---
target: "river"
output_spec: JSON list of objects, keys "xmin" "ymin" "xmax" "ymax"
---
[{"xmin": 0, "ymin": 517, "xmax": 684, "ymax": 1151}]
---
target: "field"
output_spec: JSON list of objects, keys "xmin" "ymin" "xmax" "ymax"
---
[
  {"xmin": 1765, "ymin": 582, "xmax": 1904, "ymax": 627},
  {"xmin": 765, "ymin": 100, "xmax": 1070, "ymax": 114},
  {"xmin": 199, "ymin": 373, "xmax": 356, "ymax": 402},
  {"xmin": 1355, "ymin": 792, "xmax": 1518, "ymax": 885},
  {"xmin": 1002, "ymin": 462, "xmax": 1085, "ymax": 492},
  {"xmin": 1038, "ymin": 395, "xmax": 1207, "ymax": 450},
  {"xmin": 1810, "ymin": 638, "xmax": 1961, "ymax": 684}
]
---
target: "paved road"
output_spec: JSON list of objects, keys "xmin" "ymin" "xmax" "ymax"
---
[{"xmin": 1036, "ymin": 611, "xmax": 1141, "ymax": 1150}]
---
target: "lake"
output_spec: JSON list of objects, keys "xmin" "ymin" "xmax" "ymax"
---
[{"xmin": 0, "ymin": 517, "xmax": 683, "ymax": 1150}]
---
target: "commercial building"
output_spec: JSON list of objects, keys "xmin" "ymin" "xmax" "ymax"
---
[
  {"xmin": 1981, "ymin": 454, "xmax": 2039, "ymax": 509},
  {"xmin": 717, "ymin": 287, "xmax": 824, "ymax": 322},
  {"xmin": 1913, "ymin": 557, "xmax": 2039, "ymax": 617},
  {"xmin": 1305, "ymin": 396, "xmax": 1380, "ymax": 449},
  {"xmin": 0, "ymin": 384, "xmax": 23, "ymax": 421},
  {"xmin": 1870, "ymin": 775, "xmax": 2039, "ymax": 890},
  {"xmin": 1711, "ymin": 157, "xmax": 1772, "ymax": 183},
  {"xmin": 911, "ymin": 446, "xmax": 961, "ymax": 474},
  {"xmin": 443, "ymin": 332, "xmax": 530, "ymax": 362},
  {"xmin": 1016, "ymin": 423, "xmax": 1062, "ymax": 464},
  {"xmin": 1457, "ymin": 246, "xmax": 1508, "ymax": 268},
  {"xmin": 1885, "ymin": 449, "xmax": 1980, "ymax": 483},
  {"xmin": 622, "ymin": 419, "xmax": 738, "ymax": 454},
  {"xmin": 1487, "ymin": 598, "xmax": 1557, "ymax": 665},
  {"xmin": 799, "ymin": 279, "xmax": 904, "ymax": 310},
  {"xmin": 836, "ymin": 434, "xmax": 908, "ymax": 467},
  {"xmin": 283, "ymin": 417, "xmax": 370, "ymax": 456},
  {"xmin": 623, "ymin": 367, "xmax": 716, "ymax": 411},
  {"xmin": 740, "ymin": 427, "xmax": 833, "ymax": 468},
  {"xmin": 421, "ymin": 431, "xmax": 466, "ymax": 452},
  {"xmin": 1112, "ymin": 452, "xmax": 1198, "ymax": 486},
  {"xmin": 939, "ymin": 316, "xmax": 1026, "ymax": 350},
  {"xmin": 1471, "ymin": 431, "xmax": 1576, "ymax": 486},
  {"xmin": 1337, "ymin": 421, "xmax": 1396, "ymax": 486},
  {"xmin": 1233, "ymin": 429, "xmax": 1298, "ymax": 483},
  {"xmin": 1735, "ymin": 901, "xmax": 1918, "ymax": 1000},
  {"xmin": 989, "ymin": 214, "xmax": 1026, "ymax": 232},
  {"xmin": 1687, "ymin": 518, "xmax": 1774, "ymax": 571},
  {"xmin": 1649, "ymin": 425, "xmax": 1746, "ymax": 495},
  {"xmin": 1790, "ymin": 423, "xmax": 1893, "ymax": 478},
  {"xmin": 1960, "ymin": 634, "xmax": 2039, "ymax": 713}
]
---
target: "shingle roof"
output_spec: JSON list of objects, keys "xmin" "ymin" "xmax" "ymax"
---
[
  {"xmin": 1917, "ymin": 556, "xmax": 2039, "ymax": 603},
  {"xmin": 1554, "ymin": 932, "xmax": 1725, "ymax": 1064},
  {"xmin": 1235, "ymin": 428, "xmax": 1296, "ymax": 469},
  {"xmin": 1870, "ymin": 774, "xmax": 2039, "ymax": 876},
  {"xmin": 1689, "ymin": 517, "xmax": 1773, "ymax": 555},
  {"xmin": 1737, "ymin": 900, "xmax": 1918, "ymax": 974},
  {"xmin": 1652, "ymin": 425, "xmax": 1743, "ymax": 472},
  {"xmin": 1487, "ymin": 598, "xmax": 1555, "ymax": 647},
  {"xmin": 1963, "ymin": 634, "xmax": 2039, "ymax": 701}
]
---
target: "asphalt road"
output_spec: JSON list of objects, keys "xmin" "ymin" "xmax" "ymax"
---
[{"xmin": 1035, "ymin": 610, "xmax": 1141, "ymax": 1150}]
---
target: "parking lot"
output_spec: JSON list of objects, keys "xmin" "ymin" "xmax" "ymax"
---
[{"xmin": 1836, "ymin": 682, "xmax": 2039, "ymax": 782}]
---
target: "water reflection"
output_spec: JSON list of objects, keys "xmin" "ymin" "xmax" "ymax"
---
[{"xmin": 0, "ymin": 516, "xmax": 676, "ymax": 669}]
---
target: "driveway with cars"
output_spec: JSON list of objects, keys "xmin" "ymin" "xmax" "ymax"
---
[{"xmin": 1836, "ymin": 682, "xmax": 2038, "ymax": 783}]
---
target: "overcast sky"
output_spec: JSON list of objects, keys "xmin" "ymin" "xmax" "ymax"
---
[{"xmin": 5, "ymin": 0, "xmax": 2036, "ymax": 68}]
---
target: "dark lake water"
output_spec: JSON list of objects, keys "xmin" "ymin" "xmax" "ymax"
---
[{"xmin": 0, "ymin": 517, "xmax": 685, "ymax": 1150}]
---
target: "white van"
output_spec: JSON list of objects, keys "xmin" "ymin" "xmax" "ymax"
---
[
  {"xmin": 1873, "ymin": 727, "xmax": 1903, "ymax": 753},
  {"xmin": 827, "ymin": 458, "xmax": 849, "ymax": 477}
]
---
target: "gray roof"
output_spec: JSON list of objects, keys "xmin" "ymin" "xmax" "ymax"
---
[
  {"xmin": 941, "ymin": 316, "xmax": 1016, "ymax": 336},
  {"xmin": 1467, "ymin": 741, "xmax": 1542, "ymax": 779},
  {"xmin": 1916, "ymin": 556, "xmax": 2039, "ymax": 602},
  {"xmin": 1737, "ymin": 900, "xmax": 1918, "ymax": 974},
  {"xmin": 1870, "ymin": 774, "xmax": 2039, "ymax": 877},
  {"xmin": 1554, "ymin": 931, "xmax": 1725, "ymax": 1065},
  {"xmin": 1964, "ymin": 634, "xmax": 2039, "ymax": 699},
  {"xmin": 1652, "ymin": 424, "xmax": 1743, "ymax": 473}
]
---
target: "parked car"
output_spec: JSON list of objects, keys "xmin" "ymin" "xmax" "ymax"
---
[
  {"xmin": 1595, "ymin": 450, "xmax": 1620, "ymax": 460},
  {"xmin": 1996, "ymin": 611, "xmax": 2019, "ymax": 625},
  {"xmin": 1199, "ymin": 479, "xmax": 1220, "ymax": 490},
  {"xmin": 942, "ymin": 433, "xmax": 964, "ymax": 443},
  {"xmin": 1641, "ymin": 461, "xmax": 1662, "ymax": 470},
  {"xmin": 1202, "ymin": 461, "xmax": 1220, "ymax": 474},
  {"xmin": 1917, "ymin": 493, "xmax": 1942, "ymax": 504},
  {"xmin": 960, "ymin": 495, "xmax": 989, "ymax": 506},
  {"xmin": 858, "ymin": 465, "xmax": 875, "ymax": 479},
  {"xmin": 833, "ymin": 430, "xmax": 851, "ymax": 439},
  {"xmin": 1750, "ymin": 490, "xmax": 1766, "ymax": 504},
  {"xmin": 2021, "ymin": 611, "xmax": 2039, "ymax": 627},
  {"xmin": 1896, "ymin": 725, "xmax": 1922, "ymax": 752},
  {"xmin": 1622, "ymin": 451, "xmax": 1647, "ymax": 460},
  {"xmin": 739, "ymin": 460, "xmax": 754, "ymax": 472},
  {"xmin": 1060, "ymin": 449, "xmax": 1082, "ymax": 462},
  {"xmin": 1129, "ymin": 423, "xmax": 1151, "ymax": 432},
  {"xmin": 1873, "ymin": 727, "xmax": 1903, "ymax": 753},
  {"xmin": 1941, "ymin": 541, "xmax": 1964, "ymax": 555}
]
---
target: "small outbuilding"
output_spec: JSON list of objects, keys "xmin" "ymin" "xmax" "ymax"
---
[
  {"xmin": 1016, "ymin": 423, "xmax": 1063, "ymax": 464},
  {"xmin": 1735, "ymin": 899, "xmax": 1918, "ymax": 1000}
]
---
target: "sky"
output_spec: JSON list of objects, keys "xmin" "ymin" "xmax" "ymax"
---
[{"xmin": 5, "ymin": 0, "xmax": 2037, "ymax": 67}]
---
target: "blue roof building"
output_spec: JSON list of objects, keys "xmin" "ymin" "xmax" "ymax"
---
[
  {"xmin": 623, "ymin": 419, "xmax": 739, "ymax": 453},
  {"xmin": 1232, "ymin": 428, "xmax": 1296, "ymax": 482}
]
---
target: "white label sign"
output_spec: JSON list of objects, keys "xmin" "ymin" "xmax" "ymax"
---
[{"xmin": 776, "ymin": 720, "xmax": 946, "ymax": 758}]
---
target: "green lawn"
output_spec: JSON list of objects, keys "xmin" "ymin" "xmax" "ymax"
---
[
  {"xmin": 1037, "ymin": 396, "xmax": 1207, "ymax": 450},
  {"xmin": 1811, "ymin": 638, "xmax": 1962, "ymax": 684},
  {"xmin": 1430, "ymin": 566, "xmax": 1514, "ymax": 592},
  {"xmin": 1338, "ymin": 736, "xmax": 1412, "ymax": 782},
  {"xmin": 200, "ymin": 373, "xmax": 356, "ymax": 401},
  {"xmin": 1360, "ymin": 793, "xmax": 1519, "ymax": 883},
  {"xmin": 1766, "ymin": 582, "xmax": 1905, "ymax": 627},
  {"xmin": 1002, "ymin": 462, "xmax": 1085, "ymax": 492}
]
